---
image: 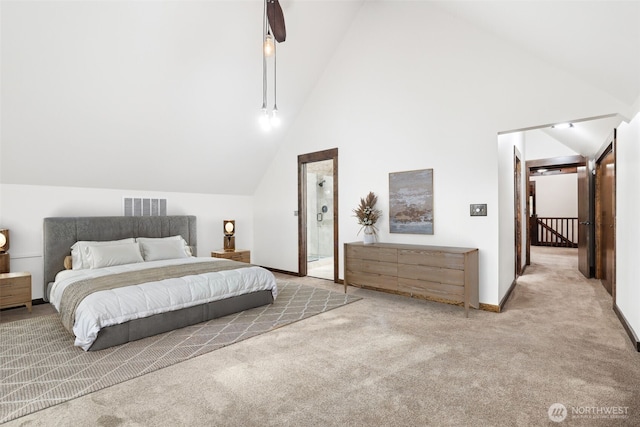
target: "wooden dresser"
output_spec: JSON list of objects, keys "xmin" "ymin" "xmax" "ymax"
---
[{"xmin": 344, "ymin": 242, "xmax": 479, "ymax": 317}]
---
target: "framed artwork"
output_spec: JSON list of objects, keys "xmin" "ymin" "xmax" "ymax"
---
[{"xmin": 389, "ymin": 168, "xmax": 434, "ymax": 234}]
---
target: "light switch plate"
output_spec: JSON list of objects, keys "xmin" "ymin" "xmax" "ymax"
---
[{"xmin": 470, "ymin": 204, "xmax": 487, "ymax": 216}]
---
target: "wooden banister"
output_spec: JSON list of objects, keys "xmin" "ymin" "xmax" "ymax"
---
[{"xmin": 532, "ymin": 217, "xmax": 578, "ymax": 248}]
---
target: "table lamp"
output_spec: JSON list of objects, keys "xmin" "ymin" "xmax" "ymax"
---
[
  {"xmin": 223, "ymin": 220, "xmax": 235, "ymax": 252},
  {"xmin": 0, "ymin": 229, "xmax": 9, "ymax": 273}
]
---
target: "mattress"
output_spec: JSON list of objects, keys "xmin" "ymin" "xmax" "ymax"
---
[{"xmin": 50, "ymin": 257, "xmax": 278, "ymax": 350}]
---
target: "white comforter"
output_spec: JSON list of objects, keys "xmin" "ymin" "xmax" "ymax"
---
[{"xmin": 50, "ymin": 257, "xmax": 278, "ymax": 350}]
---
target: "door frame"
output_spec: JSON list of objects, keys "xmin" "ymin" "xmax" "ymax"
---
[
  {"xmin": 525, "ymin": 155, "xmax": 586, "ymax": 266},
  {"xmin": 297, "ymin": 148, "xmax": 339, "ymax": 282},
  {"xmin": 514, "ymin": 148, "xmax": 523, "ymax": 277},
  {"xmin": 528, "ymin": 180, "xmax": 537, "ymax": 247}
]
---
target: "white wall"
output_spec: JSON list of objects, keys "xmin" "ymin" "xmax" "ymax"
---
[
  {"xmin": 0, "ymin": 184, "xmax": 253, "ymax": 299},
  {"xmin": 530, "ymin": 174, "xmax": 578, "ymax": 217},
  {"xmin": 616, "ymin": 112, "xmax": 640, "ymax": 341},
  {"xmin": 254, "ymin": 2, "xmax": 626, "ymax": 306}
]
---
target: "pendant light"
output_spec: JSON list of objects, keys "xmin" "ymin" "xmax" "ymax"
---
[
  {"xmin": 260, "ymin": 0, "xmax": 286, "ymax": 131},
  {"xmin": 263, "ymin": 32, "xmax": 275, "ymax": 57}
]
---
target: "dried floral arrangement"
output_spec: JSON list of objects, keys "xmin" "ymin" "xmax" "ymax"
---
[{"xmin": 353, "ymin": 191, "xmax": 382, "ymax": 236}]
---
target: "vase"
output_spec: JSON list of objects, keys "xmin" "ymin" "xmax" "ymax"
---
[{"xmin": 363, "ymin": 226, "xmax": 375, "ymax": 245}]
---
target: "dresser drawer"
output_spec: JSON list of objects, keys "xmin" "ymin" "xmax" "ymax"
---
[
  {"xmin": 398, "ymin": 278, "xmax": 464, "ymax": 303},
  {"xmin": 397, "ymin": 264, "xmax": 464, "ymax": 286},
  {"xmin": 347, "ymin": 245, "xmax": 397, "ymax": 263},
  {"xmin": 398, "ymin": 249, "xmax": 464, "ymax": 270},
  {"xmin": 348, "ymin": 271, "xmax": 397, "ymax": 292},
  {"xmin": 361, "ymin": 260, "xmax": 397, "ymax": 277}
]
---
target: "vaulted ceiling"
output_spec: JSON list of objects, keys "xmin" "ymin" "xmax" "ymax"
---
[{"xmin": 2, "ymin": 1, "xmax": 638, "ymax": 194}]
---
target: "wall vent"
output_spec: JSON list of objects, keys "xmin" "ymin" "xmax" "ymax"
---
[{"xmin": 123, "ymin": 198, "xmax": 167, "ymax": 217}]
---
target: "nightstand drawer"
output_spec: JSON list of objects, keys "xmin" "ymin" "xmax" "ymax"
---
[
  {"xmin": 211, "ymin": 250, "xmax": 251, "ymax": 263},
  {"xmin": 0, "ymin": 272, "xmax": 32, "ymax": 312}
]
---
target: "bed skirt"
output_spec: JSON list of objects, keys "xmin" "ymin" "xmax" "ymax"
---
[{"xmin": 89, "ymin": 290, "xmax": 274, "ymax": 351}]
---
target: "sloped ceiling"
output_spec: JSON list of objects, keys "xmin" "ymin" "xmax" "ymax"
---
[
  {"xmin": 434, "ymin": 0, "xmax": 640, "ymax": 108},
  {"xmin": 1, "ymin": 1, "xmax": 638, "ymax": 194},
  {"xmin": 435, "ymin": 0, "xmax": 640, "ymax": 157},
  {"xmin": 540, "ymin": 116, "xmax": 620, "ymax": 157},
  {"xmin": 0, "ymin": 0, "xmax": 364, "ymax": 195}
]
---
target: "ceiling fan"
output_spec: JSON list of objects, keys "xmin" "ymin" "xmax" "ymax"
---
[{"xmin": 266, "ymin": 0, "xmax": 286, "ymax": 43}]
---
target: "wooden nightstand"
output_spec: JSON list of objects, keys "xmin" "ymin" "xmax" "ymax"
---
[
  {"xmin": 211, "ymin": 250, "xmax": 251, "ymax": 263},
  {"xmin": 0, "ymin": 272, "xmax": 32, "ymax": 312}
]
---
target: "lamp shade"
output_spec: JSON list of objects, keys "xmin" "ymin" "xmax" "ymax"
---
[
  {"xmin": 0, "ymin": 229, "xmax": 9, "ymax": 252},
  {"xmin": 223, "ymin": 220, "xmax": 235, "ymax": 236},
  {"xmin": 263, "ymin": 34, "xmax": 275, "ymax": 57}
]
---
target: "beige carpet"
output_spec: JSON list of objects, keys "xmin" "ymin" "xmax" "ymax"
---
[
  {"xmin": 2, "ymin": 248, "xmax": 640, "ymax": 426},
  {"xmin": 0, "ymin": 281, "xmax": 360, "ymax": 424}
]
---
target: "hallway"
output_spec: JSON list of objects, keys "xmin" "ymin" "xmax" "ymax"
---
[{"xmin": 510, "ymin": 246, "xmax": 619, "ymax": 337}]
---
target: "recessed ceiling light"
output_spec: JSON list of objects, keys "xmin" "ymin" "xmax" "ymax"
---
[{"xmin": 551, "ymin": 122, "xmax": 574, "ymax": 129}]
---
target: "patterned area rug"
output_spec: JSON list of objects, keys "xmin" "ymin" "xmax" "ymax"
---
[{"xmin": 0, "ymin": 281, "xmax": 360, "ymax": 423}]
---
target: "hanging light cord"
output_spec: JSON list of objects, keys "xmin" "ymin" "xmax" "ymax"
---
[
  {"xmin": 262, "ymin": 0, "xmax": 268, "ymax": 110},
  {"xmin": 260, "ymin": 0, "xmax": 281, "ymax": 128},
  {"xmin": 273, "ymin": 40, "xmax": 277, "ymax": 112}
]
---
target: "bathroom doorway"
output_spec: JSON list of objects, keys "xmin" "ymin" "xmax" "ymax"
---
[
  {"xmin": 306, "ymin": 159, "xmax": 334, "ymax": 279},
  {"xmin": 297, "ymin": 148, "xmax": 339, "ymax": 282}
]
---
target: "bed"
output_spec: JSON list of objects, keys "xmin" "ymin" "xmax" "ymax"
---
[{"xmin": 43, "ymin": 216, "xmax": 277, "ymax": 351}]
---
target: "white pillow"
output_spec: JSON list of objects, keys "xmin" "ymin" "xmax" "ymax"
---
[
  {"xmin": 137, "ymin": 236, "xmax": 191, "ymax": 261},
  {"xmin": 136, "ymin": 236, "xmax": 188, "ymax": 249},
  {"xmin": 88, "ymin": 242, "xmax": 144, "ymax": 269},
  {"xmin": 71, "ymin": 238, "xmax": 136, "ymax": 270}
]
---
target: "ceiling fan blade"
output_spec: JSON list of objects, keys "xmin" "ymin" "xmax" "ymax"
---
[{"xmin": 267, "ymin": 0, "xmax": 286, "ymax": 43}]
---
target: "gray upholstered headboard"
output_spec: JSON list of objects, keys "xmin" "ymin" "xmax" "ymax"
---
[{"xmin": 43, "ymin": 216, "xmax": 197, "ymax": 299}]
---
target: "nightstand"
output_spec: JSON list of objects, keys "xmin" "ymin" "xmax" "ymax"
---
[
  {"xmin": 0, "ymin": 272, "xmax": 32, "ymax": 312},
  {"xmin": 211, "ymin": 250, "xmax": 250, "ymax": 263}
]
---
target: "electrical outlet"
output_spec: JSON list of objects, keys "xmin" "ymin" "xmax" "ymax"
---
[{"xmin": 470, "ymin": 204, "xmax": 487, "ymax": 216}]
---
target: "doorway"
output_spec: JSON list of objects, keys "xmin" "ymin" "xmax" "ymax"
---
[
  {"xmin": 297, "ymin": 148, "xmax": 339, "ymax": 282},
  {"xmin": 306, "ymin": 159, "xmax": 334, "ymax": 279},
  {"xmin": 525, "ymin": 155, "xmax": 585, "ymax": 270}
]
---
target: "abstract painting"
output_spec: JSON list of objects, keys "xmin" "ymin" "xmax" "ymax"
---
[{"xmin": 389, "ymin": 169, "xmax": 434, "ymax": 234}]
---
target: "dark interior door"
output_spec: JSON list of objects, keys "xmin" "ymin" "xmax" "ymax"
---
[
  {"xmin": 577, "ymin": 165, "xmax": 592, "ymax": 278},
  {"xmin": 597, "ymin": 146, "xmax": 615, "ymax": 296}
]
